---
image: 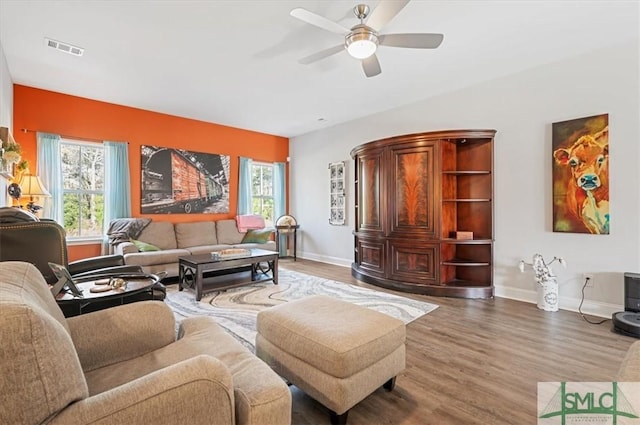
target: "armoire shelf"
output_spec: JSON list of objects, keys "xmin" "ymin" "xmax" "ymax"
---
[
  {"xmin": 442, "ymin": 199, "xmax": 492, "ymax": 202},
  {"xmin": 441, "ymin": 259, "xmax": 491, "ymax": 266},
  {"xmin": 440, "ymin": 239, "xmax": 492, "ymax": 244},
  {"xmin": 442, "ymin": 171, "xmax": 491, "ymax": 175},
  {"xmin": 351, "ymin": 129, "xmax": 496, "ymax": 299}
]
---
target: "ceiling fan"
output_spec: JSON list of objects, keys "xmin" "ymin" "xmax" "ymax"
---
[{"xmin": 290, "ymin": 0, "xmax": 444, "ymax": 78}]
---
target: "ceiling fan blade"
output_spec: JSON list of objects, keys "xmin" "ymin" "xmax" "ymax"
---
[
  {"xmin": 299, "ymin": 45, "xmax": 345, "ymax": 65},
  {"xmin": 379, "ymin": 33, "xmax": 444, "ymax": 49},
  {"xmin": 365, "ymin": 0, "xmax": 410, "ymax": 31},
  {"xmin": 290, "ymin": 8, "xmax": 350, "ymax": 35},
  {"xmin": 362, "ymin": 54, "xmax": 382, "ymax": 78}
]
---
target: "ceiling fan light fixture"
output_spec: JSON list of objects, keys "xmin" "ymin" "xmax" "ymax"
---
[{"xmin": 345, "ymin": 26, "xmax": 378, "ymax": 59}]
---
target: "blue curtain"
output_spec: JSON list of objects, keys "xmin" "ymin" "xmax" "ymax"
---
[
  {"xmin": 237, "ymin": 157, "xmax": 253, "ymax": 215},
  {"xmin": 36, "ymin": 132, "xmax": 63, "ymax": 223},
  {"xmin": 273, "ymin": 162, "xmax": 287, "ymax": 256},
  {"xmin": 103, "ymin": 141, "xmax": 131, "ymax": 251},
  {"xmin": 273, "ymin": 162, "xmax": 286, "ymax": 219}
]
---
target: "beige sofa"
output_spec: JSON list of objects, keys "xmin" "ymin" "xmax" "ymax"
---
[
  {"xmin": 0, "ymin": 261, "xmax": 291, "ymax": 425},
  {"xmin": 114, "ymin": 219, "xmax": 276, "ymax": 278}
]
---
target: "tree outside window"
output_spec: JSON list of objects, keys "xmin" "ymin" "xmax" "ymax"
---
[
  {"xmin": 61, "ymin": 140, "xmax": 104, "ymax": 238},
  {"xmin": 251, "ymin": 163, "xmax": 274, "ymax": 226}
]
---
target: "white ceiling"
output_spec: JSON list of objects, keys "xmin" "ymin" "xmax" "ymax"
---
[{"xmin": 0, "ymin": 1, "xmax": 637, "ymax": 138}]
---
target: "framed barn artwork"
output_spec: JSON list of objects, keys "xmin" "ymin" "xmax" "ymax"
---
[
  {"xmin": 141, "ymin": 146, "xmax": 230, "ymax": 214},
  {"xmin": 552, "ymin": 113, "xmax": 609, "ymax": 234}
]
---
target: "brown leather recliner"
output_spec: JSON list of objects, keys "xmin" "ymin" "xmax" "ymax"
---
[{"xmin": 0, "ymin": 207, "xmax": 166, "ymax": 315}]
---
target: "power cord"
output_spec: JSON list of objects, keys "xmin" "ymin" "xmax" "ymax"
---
[{"xmin": 578, "ymin": 276, "xmax": 608, "ymax": 325}]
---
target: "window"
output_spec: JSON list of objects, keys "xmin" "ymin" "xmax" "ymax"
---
[
  {"xmin": 251, "ymin": 163, "xmax": 274, "ymax": 226},
  {"xmin": 60, "ymin": 140, "xmax": 104, "ymax": 238}
]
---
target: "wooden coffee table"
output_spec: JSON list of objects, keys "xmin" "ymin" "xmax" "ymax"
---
[{"xmin": 178, "ymin": 248, "xmax": 279, "ymax": 301}]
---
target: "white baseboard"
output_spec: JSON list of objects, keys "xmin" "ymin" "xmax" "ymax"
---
[
  {"xmin": 494, "ymin": 285, "xmax": 622, "ymax": 318},
  {"xmin": 293, "ymin": 256, "xmax": 623, "ymax": 318},
  {"xmin": 296, "ymin": 252, "xmax": 352, "ymax": 268}
]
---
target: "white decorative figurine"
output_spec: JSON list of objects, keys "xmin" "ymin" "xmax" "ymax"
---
[{"xmin": 518, "ymin": 255, "xmax": 567, "ymax": 312}]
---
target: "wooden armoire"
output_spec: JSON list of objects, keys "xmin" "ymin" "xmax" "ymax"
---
[{"xmin": 350, "ymin": 129, "xmax": 496, "ymax": 298}]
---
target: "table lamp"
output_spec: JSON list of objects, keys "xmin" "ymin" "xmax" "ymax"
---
[{"xmin": 18, "ymin": 174, "xmax": 51, "ymax": 214}]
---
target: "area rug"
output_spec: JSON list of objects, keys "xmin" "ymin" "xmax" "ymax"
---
[{"xmin": 165, "ymin": 268, "xmax": 438, "ymax": 352}]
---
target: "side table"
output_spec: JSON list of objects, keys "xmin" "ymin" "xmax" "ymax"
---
[
  {"xmin": 275, "ymin": 225, "xmax": 300, "ymax": 261},
  {"xmin": 56, "ymin": 274, "xmax": 159, "ymax": 317}
]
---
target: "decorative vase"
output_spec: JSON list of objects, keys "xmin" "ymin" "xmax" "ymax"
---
[
  {"xmin": 519, "ymin": 254, "xmax": 565, "ymax": 313},
  {"xmin": 537, "ymin": 276, "xmax": 559, "ymax": 312}
]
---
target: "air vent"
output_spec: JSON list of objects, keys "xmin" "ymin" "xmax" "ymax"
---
[{"xmin": 44, "ymin": 37, "xmax": 84, "ymax": 57}]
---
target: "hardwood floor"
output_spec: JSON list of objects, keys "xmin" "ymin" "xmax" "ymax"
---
[{"xmin": 278, "ymin": 258, "xmax": 636, "ymax": 425}]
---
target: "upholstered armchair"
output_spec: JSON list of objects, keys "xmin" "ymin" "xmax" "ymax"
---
[{"xmin": 0, "ymin": 262, "xmax": 291, "ymax": 425}]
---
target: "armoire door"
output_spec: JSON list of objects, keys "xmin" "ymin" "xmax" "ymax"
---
[{"xmin": 388, "ymin": 143, "xmax": 438, "ymax": 238}]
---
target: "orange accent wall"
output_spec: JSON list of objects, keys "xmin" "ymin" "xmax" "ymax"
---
[
  {"xmin": 68, "ymin": 244, "xmax": 102, "ymax": 262},
  {"xmin": 13, "ymin": 85, "xmax": 289, "ymax": 262}
]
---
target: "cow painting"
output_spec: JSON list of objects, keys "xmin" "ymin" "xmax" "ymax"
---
[{"xmin": 552, "ymin": 115, "xmax": 609, "ymax": 234}]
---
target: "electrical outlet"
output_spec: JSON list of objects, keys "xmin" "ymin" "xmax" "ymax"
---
[{"xmin": 583, "ymin": 273, "xmax": 594, "ymax": 287}]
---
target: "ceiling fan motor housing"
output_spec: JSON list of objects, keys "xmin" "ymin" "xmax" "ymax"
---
[
  {"xmin": 353, "ymin": 4, "xmax": 370, "ymax": 20},
  {"xmin": 345, "ymin": 24, "xmax": 379, "ymax": 59}
]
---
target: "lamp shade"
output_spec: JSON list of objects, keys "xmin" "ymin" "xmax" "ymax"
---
[
  {"xmin": 347, "ymin": 39, "xmax": 377, "ymax": 59},
  {"xmin": 18, "ymin": 174, "xmax": 51, "ymax": 197},
  {"xmin": 345, "ymin": 27, "xmax": 378, "ymax": 59}
]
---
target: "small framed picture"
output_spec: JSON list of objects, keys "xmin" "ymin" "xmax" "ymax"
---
[
  {"xmin": 48, "ymin": 262, "xmax": 83, "ymax": 298},
  {"xmin": 329, "ymin": 161, "xmax": 347, "ymax": 225}
]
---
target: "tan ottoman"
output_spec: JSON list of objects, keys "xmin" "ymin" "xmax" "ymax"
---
[{"xmin": 256, "ymin": 295, "xmax": 406, "ymax": 425}]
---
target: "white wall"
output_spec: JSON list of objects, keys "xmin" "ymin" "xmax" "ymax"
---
[
  {"xmin": 0, "ymin": 42, "xmax": 13, "ymax": 206},
  {"xmin": 290, "ymin": 39, "xmax": 640, "ymax": 317},
  {"xmin": 0, "ymin": 42, "xmax": 11, "ymax": 128}
]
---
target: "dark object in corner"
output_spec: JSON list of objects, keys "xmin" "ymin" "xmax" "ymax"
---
[{"xmin": 612, "ymin": 272, "xmax": 640, "ymax": 338}]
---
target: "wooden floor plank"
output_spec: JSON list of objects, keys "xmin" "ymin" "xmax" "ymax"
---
[{"xmin": 279, "ymin": 258, "xmax": 636, "ymax": 425}]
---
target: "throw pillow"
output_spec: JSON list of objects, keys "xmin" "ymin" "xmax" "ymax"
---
[
  {"xmin": 130, "ymin": 238, "xmax": 161, "ymax": 252},
  {"xmin": 241, "ymin": 228, "xmax": 272, "ymax": 244}
]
